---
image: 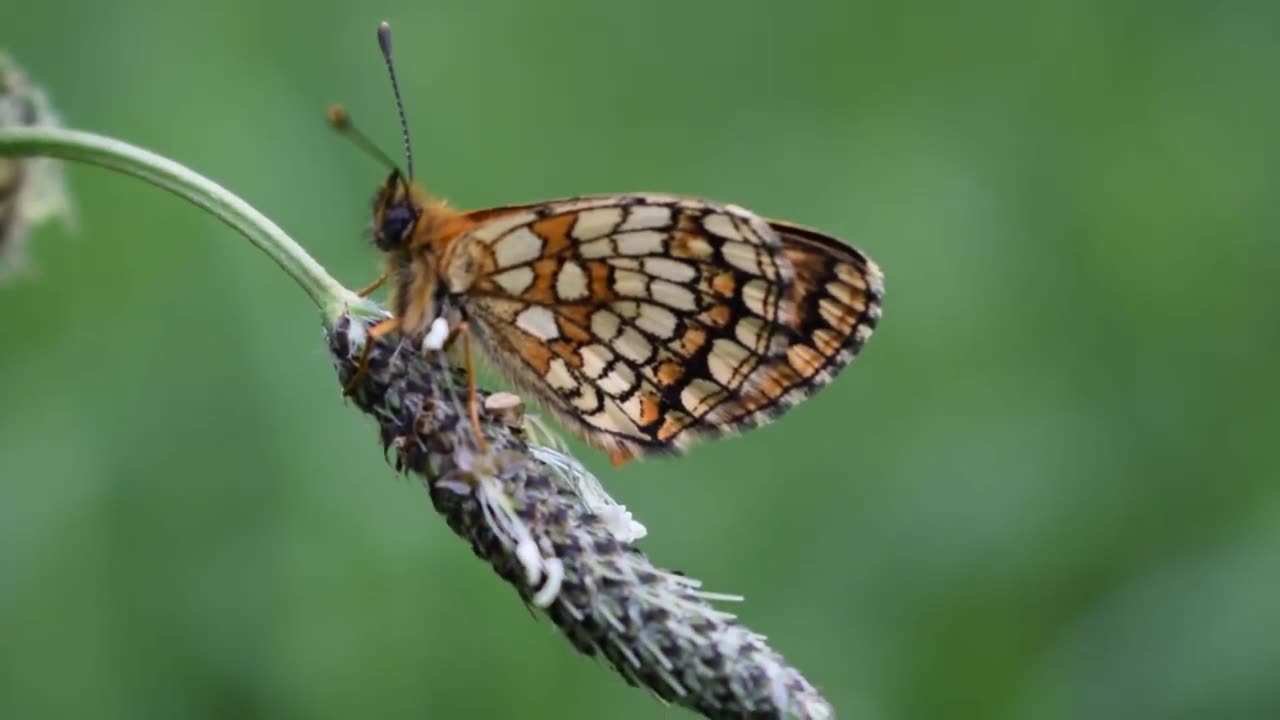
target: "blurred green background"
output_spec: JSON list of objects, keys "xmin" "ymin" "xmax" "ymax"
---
[{"xmin": 3, "ymin": 1, "xmax": 1279, "ymax": 718}]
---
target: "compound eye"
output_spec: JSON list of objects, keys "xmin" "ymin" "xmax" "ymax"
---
[{"xmin": 377, "ymin": 204, "xmax": 416, "ymax": 251}]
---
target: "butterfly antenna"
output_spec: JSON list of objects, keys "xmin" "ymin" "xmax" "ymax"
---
[
  {"xmin": 377, "ymin": 21, "xmax": 415, "ymax": 181},
  {"xmin": 326, "ymin": 105, "xmax": 403, "ymax": 175}
]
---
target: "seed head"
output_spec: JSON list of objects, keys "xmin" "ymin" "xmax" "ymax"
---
[
  {"xmin": 328, "ymin": 310, "xmax": 835, "ymax": 719},
  {"xmin": 0, "ymin": 53, "xmax": 73, "ymax": 277}
]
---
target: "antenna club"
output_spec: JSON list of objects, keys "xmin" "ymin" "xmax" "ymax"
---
[
  {"xmin": 376, "ymin": 20, "xmax": 415, "ymax": 180},
  {"xmin": 377, "ymin": 22, "xmax": 393, "ymax": 58},
  {"xmin": 326, "ymin": 104, "xmax": 351, "ymax": 130}
]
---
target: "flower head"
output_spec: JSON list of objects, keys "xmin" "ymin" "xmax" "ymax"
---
[
  {"xmin": 328, "ymin": 310, "xmax": 834, "ymax": 719},
  {"xmin": 0, "ymin": 53, "xmax": 73, "ymax": 276}
]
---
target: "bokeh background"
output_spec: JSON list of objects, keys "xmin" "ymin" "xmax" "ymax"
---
[{"xmin": 3, "ymin": 2, "xmax": 1279, "ymax": 718}]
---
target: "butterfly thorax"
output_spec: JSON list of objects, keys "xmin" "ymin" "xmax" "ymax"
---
[{"xmin": 372, "ymin": 177, "xmax": 482, "ymax": 339}]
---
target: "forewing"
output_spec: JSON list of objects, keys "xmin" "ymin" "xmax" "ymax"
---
[{"xmin": 450, "ymin": 194, "xmax": 880, "ymax": 460}]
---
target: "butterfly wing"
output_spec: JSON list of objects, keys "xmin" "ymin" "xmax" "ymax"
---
[
  {"xmin": 447, "ymin": 194, "xmax": 882, "ymax": 462},
  {"xmin": 761, "ymin": 220, "xmax": 884, "ymax": 402}
]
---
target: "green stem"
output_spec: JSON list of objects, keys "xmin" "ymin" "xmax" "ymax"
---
[{"xmin": 0, "ymin": 125, "xmax": 369, "ymax": 318}]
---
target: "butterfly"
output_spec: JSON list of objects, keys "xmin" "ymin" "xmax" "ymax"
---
[{"xmin": 335, "ymin": 23, "xmax": 884, "ymax": 467}]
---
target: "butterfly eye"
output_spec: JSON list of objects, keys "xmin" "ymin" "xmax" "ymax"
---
[{"xmin": 376, "ymin": 203, "xmax": 416, "ymax": 251}]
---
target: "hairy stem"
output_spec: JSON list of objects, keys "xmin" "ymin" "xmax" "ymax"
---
[{"xmin": 0, "ymin": 125, "xmax": 366, "ymax": 317}]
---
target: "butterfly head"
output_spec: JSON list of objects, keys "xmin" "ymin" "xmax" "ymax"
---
[
  {"xmin": 371, "ymin": 170, "xmax": 425, "ymax": 252},
  {"xmin": 331, "ymin": 21, "xmax": 427, "ymax": 255}
]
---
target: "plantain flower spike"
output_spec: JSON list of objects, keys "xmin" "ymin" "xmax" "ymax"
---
[
  {"xmin": 0, "ymin": 52, "xmax": 73, "ymax": 277},
  {"xmin": 328, "ymin": 310, "xmax": 835, "ymax": 719}
]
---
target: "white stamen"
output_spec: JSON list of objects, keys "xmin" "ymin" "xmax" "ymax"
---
[
  {"xmin": 597, "ymin": 503, "xmax": 648, "ymax": 543},
  {"xmin": 516, "ymin": 538, "xmax": 543, "ymax": 586},
  {"xmin": 532, "ymin": 557, "xmax": 564, "ymax": 607},
  {"xmin": 422, "ymin": 316, "xmax": 450, "ymax": 351},
  {"xmin": 529, "ymin": 445, "xmax": 648, "ymax": 542}
]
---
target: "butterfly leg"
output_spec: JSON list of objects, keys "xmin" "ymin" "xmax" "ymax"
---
[
  {"xmin": 609, "ymin": 447, "xmax": 634, "ymax": 467},
  {"xmin": 454, "ymin": 321, "xmax": 490, "ymax": 454},
  {"xmin": 343, "ymin": 316, "xmax": 400, "ymax": 396},
  {"xmin": 355, "ymin": 273, "xmax": 388, "ymax": 297},
  {"xmin": 436, "ymin": 320, "xmax": 490, "ymax": 453}
]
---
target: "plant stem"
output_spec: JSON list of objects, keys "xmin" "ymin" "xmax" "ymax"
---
[{"xmin": 0, "ymin": 125, "xmax": 367, "ymax": 318}]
